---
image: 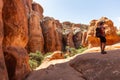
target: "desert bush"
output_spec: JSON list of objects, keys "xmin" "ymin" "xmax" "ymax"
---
[
  {"xmin": 29, "ymin": 47, "xmax": 87, "ymax": 69},
  {"xmin": 29, "ymin": 51, "xmax": 44, "ymax": 69},
  {"xmin": 65, "ymin": 46, "xmax": 87, "ymax": 58}
]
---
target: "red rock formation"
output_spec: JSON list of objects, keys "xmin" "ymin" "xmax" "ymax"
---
[
  {"xmin": 0, "ymin": 0, "xmax": 9, "ymax": 80},
  {"xmin": 22, "ymin": 0, "xmax": 33, "ymax": 14},
  {"xmin": 2, "ymin": 0, "xmax": 30, "ymax": 79},
  {"xmin": 86, "ymin": 17, "xmax": 120, "ymax": 48},
  {"xmin": 54, "ymin": 20, "xmax": 63, "ymax": 51},
  {"xmin": 62, "ymin": 22, "xmax": 75, "ymax": 48},
  {"xmin": 72, "ymin": 26, "xmax": 82, "ymax": 48},
  {"xmin": 3, "ymin": 0, "xmax": 28, "ymax": 48},
  {"xmin": 41, "ymin": 17, "xmax": 62, "ymax": 53},
  {"xmin": 81, "ymin": 31, "xmax": 87, "ymax": 47},
  {"xmin": 48, "ymin": 51, "xmax": 64, "ymax": 61},
  {"xmin": 4, "ymin": 47, "xmax": 30, "ymax": 80},
  {"xmin": 27, "ymin": 11, "xmax": 44, "ymax": 53},
  {"xmin": 66, "ymin": 32, "xmax": 75, "ymax": 48},
  {"xmin": 62, "ymin": 22, "xmax": 88, "ymax": 49},
  {"xmin": 32, "ymin": 2, "xmax": 44, "ymax": 19}
]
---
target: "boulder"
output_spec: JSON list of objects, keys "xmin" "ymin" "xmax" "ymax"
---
[
  {"xmin": 0, "ymin": 0, "xmax": 9, "ymax": 80},
  {"xmin": 47, "ymin": 51, "xmax": 64, "ymax": 61},
  {"xmin": 70, "ymin": 50, "xmax": 120, "ymax": 80},
  {"xmin": 26, "ymin": 49, "xmax": 120, "ymax": 80}
]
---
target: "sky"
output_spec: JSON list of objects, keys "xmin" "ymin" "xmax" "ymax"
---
[{"xmin": 33, "ymin": 0, "xmax": 120, "ymax": 28}]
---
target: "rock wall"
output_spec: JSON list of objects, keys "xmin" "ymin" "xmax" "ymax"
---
[
  {"xmin": 2, "ymin": 0, "xmax": 30, "ymax": 80},
  {"xmin": 0, "ymin": 0, "xmax": 9, "ymax": 80},
  {"xmin": 3, "ymin": 0, "xmax": 28, "ymax": 47},
  {"xmin": 32, "ymin": 2, "xmax": 44, "ymax": 19},
  {"xmin": 62, "ymin": 22, "xmax": 87, "ymax": 49},
  {"xmin": 54, "ymin": 20, "xmax": 63, "ymax": 51},
  {"xmin": 27, "ymin": 11, "xmax": 44, "ymax": 53},
  {"xmin": 86, "ymin": 17, "xmax": 120, "ymax": 48},
  {"xmin": 22, "ymin": 0, "xmax": 33, "ymax": 14},
  {"xmin": 27, "ymin": 1, "xmax": 44, "ymax": 53},
  {"xmin": 62, "ymin": 22, "xmax": 75, "ymax": 48},
  {"xmin": 41, "ymin": 17, "xmax": 63, "ymax": 53}
]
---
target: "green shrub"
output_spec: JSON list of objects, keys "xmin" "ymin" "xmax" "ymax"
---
[
  {"xmin": 29, "ymin": 51, "xmax": 44, "ymax": 69},
  {"xmin": 76, "ymin": 46, "xmax": 87, "ymax": 53},
  {"xmin": 28, "ymin": 47, "xmax": 87, "ymax": 69},
  {"xmin": 68, "ymin": 48, "xmax": 78, "ymax": 57},
  {"xmin": 65, "ymin": 46, "xmax": 87, "ymax": 58}
]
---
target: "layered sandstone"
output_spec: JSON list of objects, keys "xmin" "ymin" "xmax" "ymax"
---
[
  {"xmin": 86, "ymin": 17, "xmax": 120, "ymax": 48},
  {"xmin": 2, "ymin": 0, "xmax": 30, "ymax": 80}
]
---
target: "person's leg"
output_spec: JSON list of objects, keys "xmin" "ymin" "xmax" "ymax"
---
[
  {"xmin": 100, "ymin": 37, "xmax": 106, "ymax": 54},
  {"xmin": 100, "ymin": 42, "xmax": 102, "ymax": 53},
  {"xmin": 100, "ymin": 37, "xmax": 103, "ymax": 53},
  {"xmin": 103, "ymin": 42, "xmax": 106, "ymax": 52},
  {"xmin": 101, "ymin": 42, "xmax": 106, "ymax": 54}
]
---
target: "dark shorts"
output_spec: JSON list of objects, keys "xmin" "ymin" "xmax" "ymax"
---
[{"xmin": 99, "ymin": 36, "xmax": 106, "ymax": 43}]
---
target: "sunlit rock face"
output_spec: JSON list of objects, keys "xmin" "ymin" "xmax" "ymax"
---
[
  {"xmin": 22, "ymin": 0, "xmax": 33, "ymax": 14},
  {"xmin": 0, "ymin": 0, "xmax": 9, "ymax": 80},
  {"xmin": 2, "ymin": 0, "xmax": 30, "ymax": 80},
  {"xmin": 32, "ymin": 2, "xmax": 44, "ymax": 19},
  {"xmin": 47, "ymin": 51, "xmax": 64, "ymax": 61},
  {"xmin": 27, "ymin": 11, "xmax": 44, "ymax": 53},
  {"xmin": 41, "ymin": 17, "xmax": 62, "ymax": 53},
  {"xmin": 3, "ymin": 0, "xmax": 28, "ymax": 48},
  {"xmin": 86, "ymin": 17, "xmax": 120, "ymax": 48}
]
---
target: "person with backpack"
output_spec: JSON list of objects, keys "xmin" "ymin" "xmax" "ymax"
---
[{"xmin": 96, "ymin": 21, "xmax": 107, "ymax": 54}]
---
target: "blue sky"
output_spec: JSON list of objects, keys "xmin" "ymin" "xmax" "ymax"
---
[{"xmin": 33, "ymin": 0, "xmax": 120, "ymax": 28}]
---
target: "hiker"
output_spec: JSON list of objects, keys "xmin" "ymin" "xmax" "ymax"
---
[{"xmin": 97, "ymin": 21, "xmax": 107, "ymax": 54}]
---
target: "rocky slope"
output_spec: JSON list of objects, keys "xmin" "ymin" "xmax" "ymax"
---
[{"xmin": 26, "ymin": 44, "xmax": 120, "ymax": 80}]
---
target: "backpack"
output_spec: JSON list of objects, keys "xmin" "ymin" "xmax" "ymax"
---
[{"xmin": 95, "ymin": 27, "xmax": 102, "ymax": 37}]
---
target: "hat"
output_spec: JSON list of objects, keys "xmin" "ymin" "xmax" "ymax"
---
[{"xmin": 99, "ymin": 21, "xmax": 105, "ymax": 25}]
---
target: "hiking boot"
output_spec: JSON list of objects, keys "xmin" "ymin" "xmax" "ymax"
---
[{"xmin": 101, "ymin": 51, "xmax": 107, "ymax": 54}]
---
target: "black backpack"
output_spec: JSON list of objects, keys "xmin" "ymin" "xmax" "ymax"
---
[{"xmin": 95, "ymin": 27, "xmax": 102, "ymax": 37}]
